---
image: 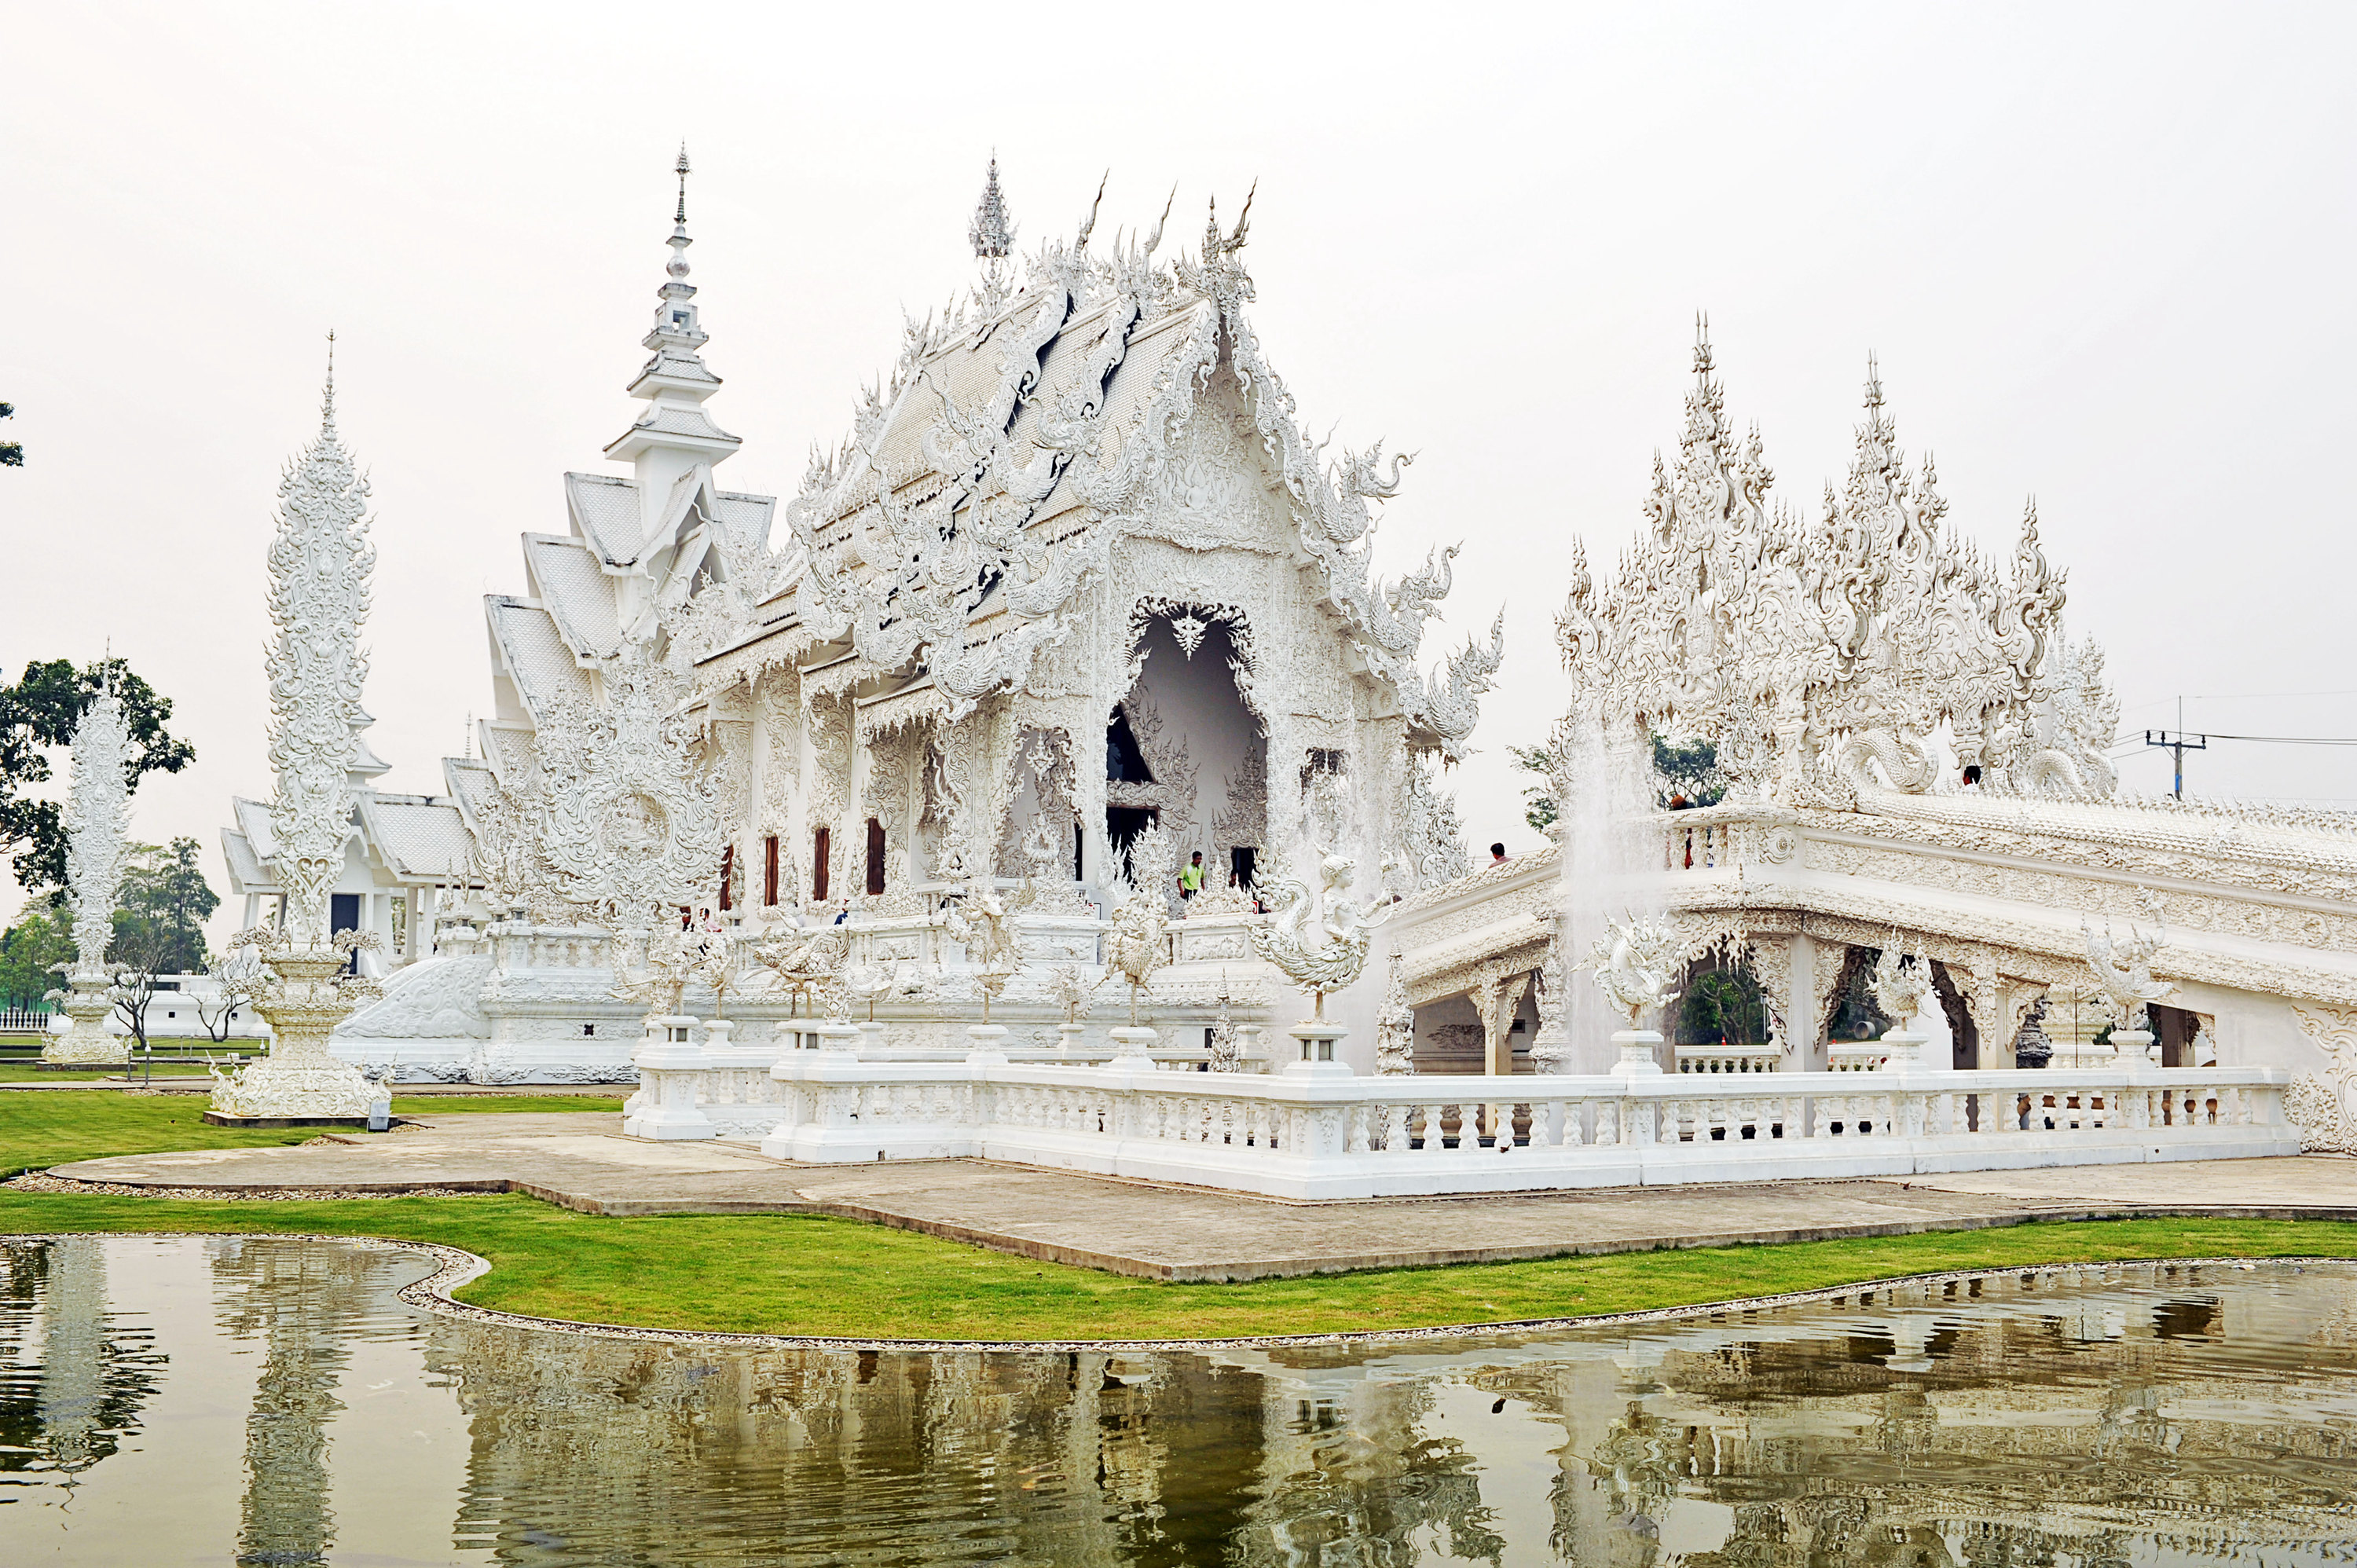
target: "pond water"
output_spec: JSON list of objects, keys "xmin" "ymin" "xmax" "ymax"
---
[{"xmin": 2, "ymin": 1236, "xmax": 2355, "ymax": 1565}]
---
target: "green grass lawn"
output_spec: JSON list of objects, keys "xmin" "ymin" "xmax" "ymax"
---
[
  {"xmin": 0, "ymin": 1061, "xmax": 236, "ymax": 1083},
  {"xmin": 0, "ymin": 1090, "xmax": 619, "ymax": 1174},
  {"xmin": 2, "ymin": 1091, "xmax": 2350, "ymax": 1342}
]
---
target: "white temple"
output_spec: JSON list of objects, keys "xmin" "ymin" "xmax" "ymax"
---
[
  {"xmin": 316, "ymin": 154, "xmax": 1489, "ymax": 1082},
  {"xmin": 216, "ymin": 156, "xmax": 2353, "ymax": 1189}
]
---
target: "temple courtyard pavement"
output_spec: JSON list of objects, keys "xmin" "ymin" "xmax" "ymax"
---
[{"xmin": 42, "ymin": 1110, "xmax": 2357, "ymax": 1283}]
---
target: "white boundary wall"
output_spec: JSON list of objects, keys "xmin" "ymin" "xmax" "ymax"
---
[{"xmin": 635, "ymin": 1051, "xmax": 2296, "ymax": 1201}]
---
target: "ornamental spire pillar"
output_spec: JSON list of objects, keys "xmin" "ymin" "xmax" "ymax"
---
[
  {"xmin": 209, "ymin": 343, "xmax": 385, "ymax": 1126},
  {"xmin": 604, "ymin": 144, "xmax": 741, "ymax": 533},
  {"xmin": 42, "ymin": 687, "xmax": 132, "ymax": 1065}
]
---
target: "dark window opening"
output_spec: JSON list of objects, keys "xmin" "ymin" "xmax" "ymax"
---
[
  {"xmin": 582, "ymin": 1024, "xmax": 596, "ymax": 1038},
  {"xmin": 865, "ymin": 818, "xmax": 885, "ymax": 896},
  {"xmin": 1073, "ymin": 826, "xmax": 1085, "ymax": 882},
  {"xmin": 1105, "ymin": 807, "xmax": 1157, "ymax": 881},
  {"xmin": 1105, "ymin": 709, "xmax": 1154, "ymax": 782},
  {"xmin": 813, "ymin": 827, "xmax": 830, "ymax": 902},
  {"xmin": 763, "ymin": 836, "xmax": 779, "ymax": 906},
  {"xmin": 719, "ymin": 846, "xmax": 735, "ymax": 911},
  {"xmin": 1230, "ymin": 844, "xmax": 1258, "ymax": 888},
  {"xmin": 331, "ymin": 893, "xmax": 361, "ymax": 974}
]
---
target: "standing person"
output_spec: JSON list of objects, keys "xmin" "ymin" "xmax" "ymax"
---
[
  {"xmin": 1490, "ymin": 843, "xmax": 1508, "ymax": 866},
  {"xmin": 1179, "ymin": 851, "xmax": 1204, "ymax": 903}
]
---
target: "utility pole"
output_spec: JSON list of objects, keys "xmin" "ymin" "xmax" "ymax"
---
[{"xmin": 2145, "ymin": 697, "xmax": 2206, "ymax": 800}]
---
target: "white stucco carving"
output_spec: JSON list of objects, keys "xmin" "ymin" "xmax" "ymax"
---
[
  {"xmin": 43, "ymin": 690, "xmax": 134, "ymax": 1065},
  {"xmin": 1589, "ymin": 915, "xmax": 1684, "ymax": 1030},
  {"xmin": 211, "ymin": 359, "xmax": 387, "ymax": 1122}
]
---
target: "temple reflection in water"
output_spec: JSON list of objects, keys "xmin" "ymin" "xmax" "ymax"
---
[{"xmin": 3, "ymin": 1238, "xmax": 2355, "ymax": 1565}]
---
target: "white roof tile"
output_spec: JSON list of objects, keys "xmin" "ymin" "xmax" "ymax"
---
[
  {"xmin": 565, "ymin": 471, "xmax": 643, "ymax": 566},
  {"xmin": 360, "ymin": 797, "xmax": 474, "ymax": 879},
  {"xmin": 525, "ymin": 533, "xmax": 622, "ymax": 659},
  {"xmin": 488, "ymin": 597, "xmax": 591, "ymax": 719}
]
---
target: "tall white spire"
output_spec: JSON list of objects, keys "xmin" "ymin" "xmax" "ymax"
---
[
  {"xmin": 605, "ymin": 143, "xmax": 741, "ymax": 504},
  {"xmin": 267, "ymin": 339, "xmax": 375, "ymax": 947},
  {"xmin": 970, "ymin": 154, "xmax": 1014, "ymax": 260},
  {"xmin": 61, "ymin": 687, "xmax": 131, "ymax": 978}
]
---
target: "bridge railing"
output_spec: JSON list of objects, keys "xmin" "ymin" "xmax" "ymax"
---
[{"xmin": 650, "ymin": 1055, "xmax": 2297, "ymax": 1199}]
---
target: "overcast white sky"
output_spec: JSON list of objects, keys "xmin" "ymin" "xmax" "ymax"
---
[{"xmin": 3, "ymin": 2, "xmax": 2352, "ymax": 942}]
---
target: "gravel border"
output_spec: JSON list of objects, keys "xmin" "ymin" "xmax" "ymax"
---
[{"xmin": 2, "ymin": 1227, "xmax": 2344, "ymax": 1354}]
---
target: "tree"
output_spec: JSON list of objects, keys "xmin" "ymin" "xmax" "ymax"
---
[
  {"xmin": 105, "ymin": 943, "xmax": 166, "ymax": 1055},
  {"xmin": 0, "ymin": 658, "xmax": 195, "ymax": 891},
  {"xmin": 195, "ymin": 948, "xmax": 262, "ymax": 1045},
  {"xmin": 0, "ymin": 401, "xmax": 19, "ymax": 467},
  {"xmin": 1508, "ymin": 744, "xmax": 1559, "ymax": 833},
  {"xmin": 1651, "ymin": 735, "xmax": 1725, "ymax": 808},
  {"xmin": 1676, "ymin": 962, "xmax": 1769, "ymax": 1046},
  {"xmin": 1512, "ymin": 734, "xmax": 1727, "ymax": 826},
  {"xmin": 0, "ymin": 901, "xmax": 71, "ymax": 1009},
  {"xmin": 115, "ymin": 837, "xmax": 217, "ymax": 975}
]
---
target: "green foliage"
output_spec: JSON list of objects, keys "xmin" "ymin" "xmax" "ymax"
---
[
  {"xmin": 0, "ymin": 902, "xmax": 71, "ymax": 1008},
  {"xmin": 0, "ymin": 658, "xmax": 196, "ymax": 890},
  {"xmin": 1677, "ymin": 963, "xmax": 1769, "ymax": 1046},
  {"xmin": 114, "ymin": 837, "xmax": 217, "ymax": 976},
  {"xmin": 1827, "ymin": 951, "xmax": 1893, "ymax": 1042},
  {"xmin": 1512, "ymin": 735, "xmax": 1726, "ymax": 829},
  {"xmin": 1508, "ymin": 744, "xmax": 1558, "ymax": 832},
  {"xmin": 1652, "ymin": 735, "xmax": 1725, "ymax": 808},
  {"xmin": 0, "ymin": 401, "xmax": 18, "ymax": 468}
]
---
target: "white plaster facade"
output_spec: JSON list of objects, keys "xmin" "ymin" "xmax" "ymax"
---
[{"xmin": 316, "ymin": 163, "xmax": 1484, "ymax": 1082}]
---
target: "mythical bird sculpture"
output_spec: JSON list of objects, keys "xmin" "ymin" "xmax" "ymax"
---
[
  {"xmin": 840, "ymin": 961, "xmax": 893, "ymax": 1022},
  {"xmin": 749, "ymin": 910, "xmax": 852, "ymax": 1018},
  {"xmin": 940, "ymin": 874, "xmax": 1036, "ymax": 1023},
  {"xmin": 1102, "ymin": 823, "xmax": 1174, "ymax": 1026},
  {"xmin": 1248, "ymin": 841, "xmax": 1392, "ymax": 1020},
  {"xmin": 1586, "ymin": 914, "xmax": 1684, "ymax": 1030},
  {"xmin": 1045, "ymin": 962, "xmax": 1097, "ymax": 1027},
  {"xmin": 610, "ymin": 921, "xmax": 721, "ymax": 1021}
]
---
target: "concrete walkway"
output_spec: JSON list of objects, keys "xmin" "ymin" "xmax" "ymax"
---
[{"xmin": 47, "ymin": 1112, "xmax": 2357, "ymax": 1281}]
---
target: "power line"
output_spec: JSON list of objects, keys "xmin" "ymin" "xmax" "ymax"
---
[
  {"xmin": 2110, "ymin": 731, "xmax": 2357, "ymax": 753},
  {"xmin": 2201, "ymin": 731, "xmax": 2357, "ymax": 746}
]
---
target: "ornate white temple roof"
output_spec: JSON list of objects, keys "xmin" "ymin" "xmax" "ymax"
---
[
  {"xmin": 522, "ymin": 534, "xmax": 622, "ymax": 658},
  {"xmin": 486, "ymin": 595, "xmax": 591, "ymax": 717},
  {"xmin": 355, "ymin": 796, "xmax": 475, "ymax": 879},
  {"xmin": 223, "ymin": 789, "xmax": 473, "ymax": 894},
  {"xmin": 562, "ymin": 472, "xmax": 647, "ymax": 566}
]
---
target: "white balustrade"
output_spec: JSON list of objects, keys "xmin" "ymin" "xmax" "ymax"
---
[
  {"xmin": 708, "ymin": 1056, "xmax": 2297, "ymax": 1200},
  {"xmin": 1674, "ymin": 1045, "xmax": 1784, "ymax": 1074}
]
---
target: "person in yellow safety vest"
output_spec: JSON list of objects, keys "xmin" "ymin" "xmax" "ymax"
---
[{"xmin": 1179, "ymin": 851, "xmax": 1204, "ymax": 901}]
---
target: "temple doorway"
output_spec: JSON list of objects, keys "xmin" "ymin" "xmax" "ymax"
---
[{"xmin": 1107, "ymin": 607, "xmax": 1266, "ymax": 896}]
